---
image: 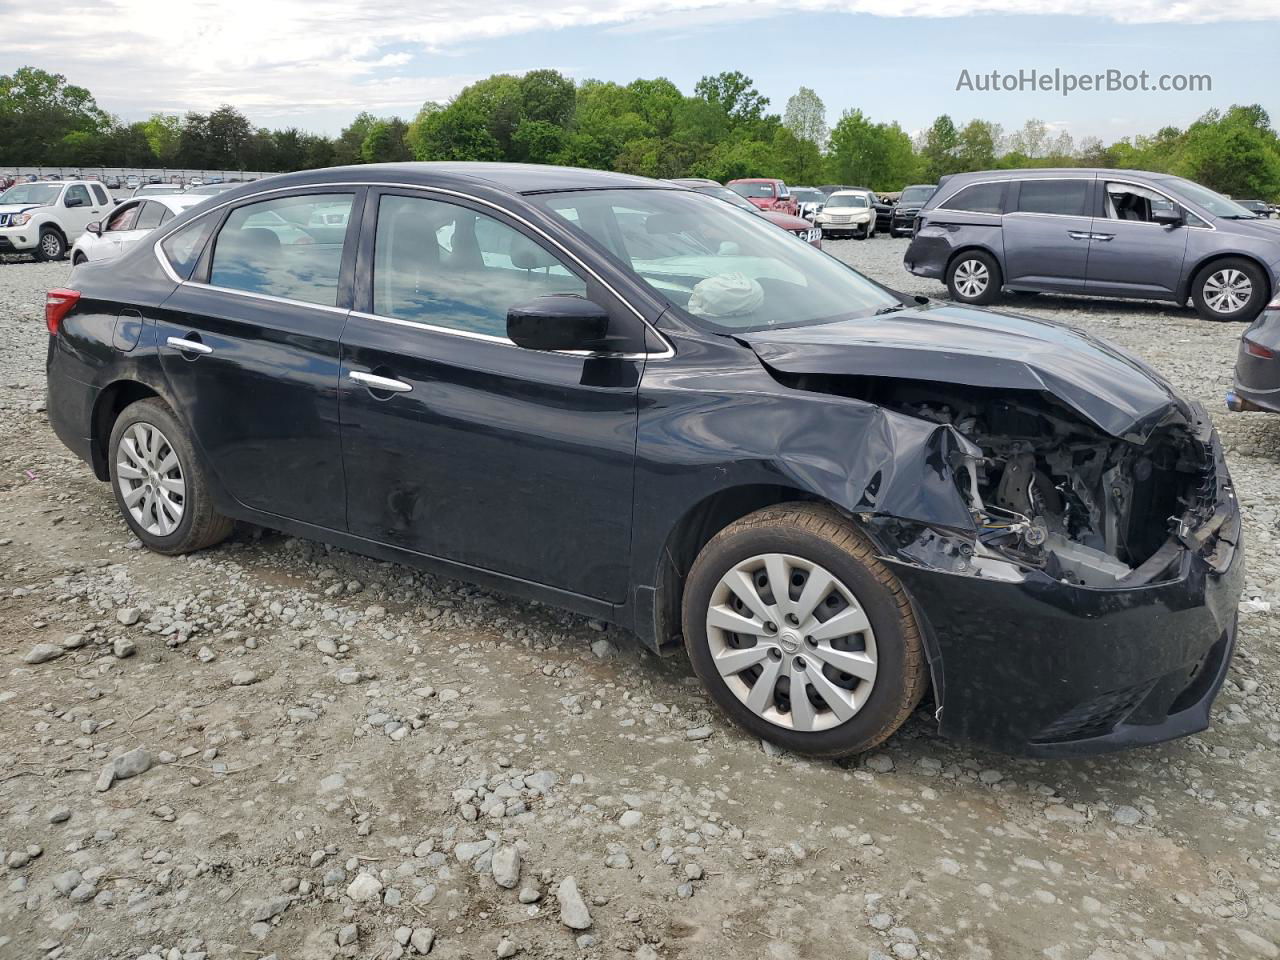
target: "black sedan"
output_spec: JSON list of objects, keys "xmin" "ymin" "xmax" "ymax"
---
[{"xmin": 45, "ymin": 162, "xmax": 1242, "ymax": 758}]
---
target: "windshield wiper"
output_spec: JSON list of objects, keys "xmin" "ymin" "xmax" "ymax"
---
[
  {"xmin": 875, "ymin": 305, "xmax": 907, "ymax": 315},
  {"xmin": 1220, "ymin": 214, "xmax": 1259, "ymax": 220}
]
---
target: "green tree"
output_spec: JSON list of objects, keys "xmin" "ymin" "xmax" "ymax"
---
[
  {"xmin": 955, "ymin": 119, "xmax": 1000, "ymax": 171},
  {"xmin": 361, "ymin": 117, "xmax": 412, "ymax": 163},
  {"xmin": 334, "ymin": 111, "xmax": 379, "ymax": 165},
  {"xmin": 920, "ymin": 114, "xmax": 960, "ymax": 180},
  {"xmin": 1177, "ymin": 105, "xmax": 1280, "ymax": 198},
  {"xmin": 782, "ymin": 86, "xmax": 827, "ymax": 149},
  {"xmin": 0, "ymin": 66, "xmax": 108, "ymax": 165},
  {"xmin": 827, "ymin": 109, "xmax": 916, "ymax": 190},
  {"xmin": 143, "ymin": 114, "xmax": 183, "ymax": 165},
  {"xmin": 693, "ymin": 71, "xmax": 768, "ymax": 127}
]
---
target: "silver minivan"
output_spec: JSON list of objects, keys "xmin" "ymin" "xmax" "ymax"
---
[{"xmin": 903, "ymin": 168, "xmax": 1280, "ymax": 322}]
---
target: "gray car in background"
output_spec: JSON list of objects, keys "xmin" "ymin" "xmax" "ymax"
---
[{"xmin": 904, "ymin": 168, "xmax": 1280, "ymax": 322}]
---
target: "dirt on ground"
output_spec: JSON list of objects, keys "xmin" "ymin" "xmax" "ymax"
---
[{"xmin": 3, "ymin": 240, "xmax": 1280, "ymax": 960}]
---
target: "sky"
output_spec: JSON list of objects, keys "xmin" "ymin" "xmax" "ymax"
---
[{"xmin": 1, "ymin": 0, "xmax": 1278, "ymax": 141}]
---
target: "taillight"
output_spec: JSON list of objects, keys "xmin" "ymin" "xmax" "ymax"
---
[
  {"xmin": 45, "ymin": 289, "xmax": 80, "ymax": 335},
  {"xmin": 1243, "ymin": 337, "xmax": 1275, "ymax": 359}
]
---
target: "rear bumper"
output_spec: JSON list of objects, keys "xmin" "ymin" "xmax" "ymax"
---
[
  {"xmin": 46, "ymin": 337, "xmax": 98, "ymax": 466},
  {"xmin": 903, "ymin": 235, "xmax": 948, "ymax": 279}
]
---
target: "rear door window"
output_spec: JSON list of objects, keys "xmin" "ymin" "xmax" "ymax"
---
[
  {"xmin": 209, "ymin": 193, "xmax": 355, "ymax": 306},
  {"xmin": 1016, "ymin": 179, "xmax": 1090, "ymax": 217},
  {"xmin": 941, "ymin": 182, "xmax": 1005, "ymax": 214}
]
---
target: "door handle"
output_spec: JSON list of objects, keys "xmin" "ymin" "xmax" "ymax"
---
[
  {"xmin": 166, "ymin": 336, "xmax": 212, "ymax": 354},
  {"xmin": 349, "ymin": 370, "xmax": 412, "ymax": 394},
  {"xmin": 1090, "ymin": 233, "xmax": 1115, "ymax": 242},
  {"xmin": 1067, "ymin": 231, "xmax": 1092, "ymax": 241}
]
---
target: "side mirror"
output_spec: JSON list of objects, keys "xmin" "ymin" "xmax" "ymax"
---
[
  {"xmin": 1152, "ymin": 207, "xmax": 1183, "ymax": 227},
  {"xmin": 507, "ymin": 295, "xmax": 610, "ymax": 352},
  {"xmin": 65, "ymin": 196, "xmax": 84, "ymax": 208},
  {"xmin": 86, "ymin": 221, "xmax": 101, "ymax": 236}
]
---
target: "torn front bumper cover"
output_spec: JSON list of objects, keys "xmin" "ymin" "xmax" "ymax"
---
[{"xmin": 874, "ymin": 424, "xmax": 1244, "ymax": 757}]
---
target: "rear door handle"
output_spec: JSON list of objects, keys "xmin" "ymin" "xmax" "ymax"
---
[
  {"xmin": 349, "ymin": 370, "xmax": 412, "ymax": 394},
  {"xmin": 1067, "ymin": 231, "xmax": 1092, "ymax": 241},
  {"xmin": 1091, "ymin": 233, "xmax": 1114, "ymax": 242},
  {"xmin": 166, "ymin": 336, "xmax": 212, "ymax": 354}
]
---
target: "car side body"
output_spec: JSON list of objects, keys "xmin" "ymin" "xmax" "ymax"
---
[
  {"xmin": 1230, "ymin": 302, "xmax": 1280, "ymax": 413},
  {"xmin": 46, "ymin": 163, "xmax": 1242, "ymax": 758},
  {"xmin": 0, "ymin": 179, "xmax": 113, "ymax": 259},
  {"xmin": 904, "ymin": 168, "xmax": 1280, "ymax": 322},
  {"xmin": 71, "ymin": 194, "xmax": 208, "ymax": 266}
]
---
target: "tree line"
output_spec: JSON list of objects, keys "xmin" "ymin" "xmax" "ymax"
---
[{"xmin": 3, "ymin": 65, "xmax": 1278, "ymax": 199}]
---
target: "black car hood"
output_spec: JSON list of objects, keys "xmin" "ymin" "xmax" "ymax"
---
[{"xmin": 741, "ymin": 302, "xmax": 1191, "ymax": 442}]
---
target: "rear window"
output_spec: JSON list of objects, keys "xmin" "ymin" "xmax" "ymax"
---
[
  {"xmin": 160, "ymin": 216, "xmax": 216, "ymax": 279},
  {"xmin": 1016, "ymin": 179, "xmax": 1089, "ymax": 217},
  {"xmin": 941, "ymin": 182, "xmax": 1005, "ymax": 214},
  {"xmin": 730, "ymin": 181, "xmax": 775, "ymax": 199},
  {"xmin": 135, "ymin": 201, "xmax": 165, "ymax": 231},
  {"xmin": 208, "ymin": 193, "xmax": 354, "ymax": 306}
]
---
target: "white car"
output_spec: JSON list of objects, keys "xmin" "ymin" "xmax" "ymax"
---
[
  {"xmin": 816, "ymin": 190, "xmax": 878, "ymax": 240},
  {"xmin": 125, "ymin": 175, "xmax": 140, "ymax": 190},
  {"xmin": 70, "ymin": 194, "xmax": 207, "ymax": 266},
  {"xmin": 132, "ymin": 183, "xmax": 186, "ymax": 199},
  {"xmin": 0, "ymin": 179, "xmax": 112, "ymax": 260}
]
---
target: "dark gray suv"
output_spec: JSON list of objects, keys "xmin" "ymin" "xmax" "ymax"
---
[{"xmin": 904, "ymin": 168, "xmax": 1280, "ymax": 322}]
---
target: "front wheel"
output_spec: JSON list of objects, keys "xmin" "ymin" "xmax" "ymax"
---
[
  {"xmin": 682, "ymin": 504, "xmax": 927, "ymax": 758},
  {"xmin": 1192, "ymin": 258, "xmax": 1266, "ymax": 322},
  {"xmin": 36, "ymin": 228, "xmax": 66, "ymax": 262},
  {"xmin": 108, "ymin": 398, "xmax": 233, "ymax": 554}
]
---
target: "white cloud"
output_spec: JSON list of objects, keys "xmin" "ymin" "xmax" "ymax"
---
[{"xmin": 0, "ymin": 0, "xmax": 1272, "ymax": 127}]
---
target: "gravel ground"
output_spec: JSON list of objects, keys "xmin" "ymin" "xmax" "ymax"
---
[{"xmin": 2, "ymin": 238, "xmax": 1280, "ymax": 960}]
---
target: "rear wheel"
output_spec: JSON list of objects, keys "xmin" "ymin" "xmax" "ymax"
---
[
  {"xmin": 1192, "ymin": 258, "xmax": 1266, "ymax": 322},
  {"xmin": 946, "ymin": 250, "xmax": 1001, "ymax": 305},
  {"xmin": 682, "ymin": 504, "xmax": 926, "ymax": 758},
  {"xmin": 108, "ymin": 398, "xmax": 233, "ymax": 554}
]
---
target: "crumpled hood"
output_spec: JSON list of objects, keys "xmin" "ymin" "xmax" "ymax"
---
[{"xmin": 741, "ymin": 302, "xmax": 1193, "ymax": 442}]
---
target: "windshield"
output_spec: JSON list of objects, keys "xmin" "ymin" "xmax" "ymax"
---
[
  {"xmin": 729, "ymin": 181, "xmax": 775, "ymax": 199},
  {"xmin": 1166, "ymin": 179, "xmax": 1257, "ymax": 218},
  {"xmin": 530, "ymin": 188, "xmax": 900, "ymax": 333},
  {"xmin": 0, "ymin": 183, "xmax": 61, "ymax": 206},
  {"xmin": 692, "ymin": 185, "xmax": 760, "ymax": 213},
  {"xmin": 899, "ymin": 186, "xmax": 934, "ymax": 205},
  {"xmin": 828, "ymin": 192, "xmax": 869, "ymax": 208}
]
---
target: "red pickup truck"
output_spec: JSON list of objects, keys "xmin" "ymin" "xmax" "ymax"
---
[{"xmin": 726, "ymin": 178, "xmax": 798, "ymax": 216}]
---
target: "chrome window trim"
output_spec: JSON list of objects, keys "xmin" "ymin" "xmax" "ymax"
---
[
  {"xmin": 1101, "ymin": 178, "xmax": 1216, "ymax": 231},
  {"xmin": 188, "ymin": 281, "xmax": 351, "ymax": 315},
  {"xmin": 151, "ymin": 179, "xmax": 675, "ymax": 359}
]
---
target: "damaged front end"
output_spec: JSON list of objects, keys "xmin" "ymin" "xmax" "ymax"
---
[{"xmin": 768, "ymin": 367, "xmax": 1244, "ymax": 757}]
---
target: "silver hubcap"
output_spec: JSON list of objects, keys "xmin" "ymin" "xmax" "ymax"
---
[
  {"xmin": 705, "ymin": 553, "xmax": 878, "ymax": 733},
  {"xmin": 115, "ymin": 422, "xmax": 185, "ymax": 536},
  {"xmin": 953, "ymin": 259, "xmax": 989, "ymax": 298},
  {"xmin": 41, "ymin": 234, "xmax": 60, "ymax": 257},
  {"xmin": 1203, "ymin": 269, "xmax": 1252, "ymax": 314}
]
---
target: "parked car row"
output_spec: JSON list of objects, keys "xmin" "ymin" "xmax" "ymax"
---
[
  {"xmin": 669, "ymin": 178, "xmax": 822, "ymax": 247},
  {"xmin": 45, "ymin": 161, "xmax": 1244, "ymax": 761}
]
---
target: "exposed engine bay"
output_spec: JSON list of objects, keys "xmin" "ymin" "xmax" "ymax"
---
[{"xmin": 775, "ymin": 374, "xmax": 1215, "ymax": 587}]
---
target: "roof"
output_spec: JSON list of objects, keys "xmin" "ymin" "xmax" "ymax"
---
[
  {"xmin": 244, "ymin": 162, "xmax": 668, "ymax": 196},
  {"xmin": 942, "ymin": 167, "xmax": 1175, "ymax": 182}
]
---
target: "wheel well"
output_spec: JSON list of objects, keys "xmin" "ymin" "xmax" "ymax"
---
[
  {"xmin": 90, "ymin": 381, "xmax": 160, "ymax": 480},
  {"xmin": 649, "ymin": 484, "xmax": 822, "ymax": 653},
  {"xmin": 1184, "ymin": 252, "xmax": 1272, "ymax": 305},
  {"xmin": 40, "ymin": 223, "xmax": 67, "ymax": 241},
  {"xmin": 945, "ymin": 245, "xmax": 999, "ymax": 279}
]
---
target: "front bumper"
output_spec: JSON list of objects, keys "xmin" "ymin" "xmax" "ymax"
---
[
  {"xmin": 0, "ymin": 228, "xmax": 38, "ymax": 252},
  {"xmin": 882, "ymin": 431, "xmax": 1244, "ymax": 757}
]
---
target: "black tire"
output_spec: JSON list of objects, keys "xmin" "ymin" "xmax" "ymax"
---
[
  {"xmin": 35, "ymin": 227, "xmax": 66, "ymax": 262},
  {"xmin": 946, "ymin": 250, "xmax": 1001, "ymax": 305},
  {"xmin": 107, "ymin": 398, "xmax": 233, "ymax": 555},
  {"xmin": 682, "ymin": 503, "xmax": 927, "ymax": 759},
  {"xmin": 1191, "ymin": 258, "xmax": 1267, "ymax": 322}
]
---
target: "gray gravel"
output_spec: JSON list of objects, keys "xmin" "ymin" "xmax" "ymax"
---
[{"xmin": 1, "ymin": 244, "xmax": 1279, "ymax": 959}]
